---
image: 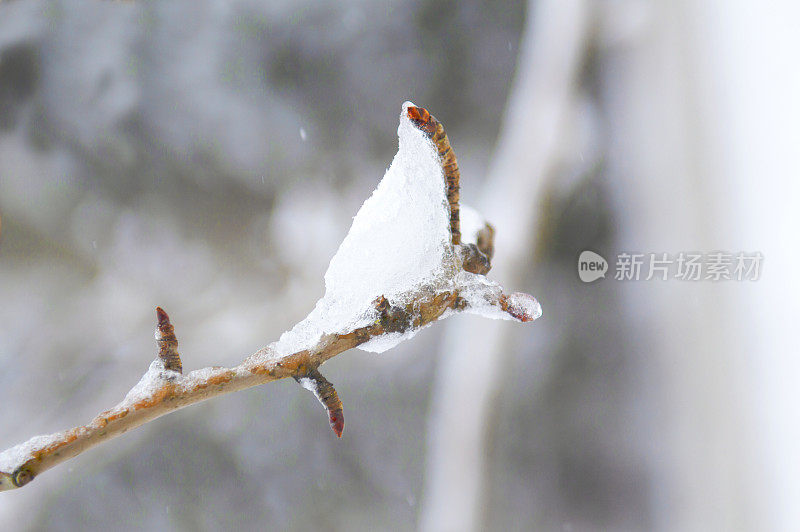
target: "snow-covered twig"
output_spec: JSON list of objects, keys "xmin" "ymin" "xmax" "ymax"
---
[{"xmin": 0, "ymin": 103, "xmax": 541, "ymax": 491}]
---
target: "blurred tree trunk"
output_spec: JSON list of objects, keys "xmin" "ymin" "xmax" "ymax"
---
[
  {"xmin": 598, "ymin": 0, "xmax": 798, "ymax": 529},
  {"xmin": 422, "ymin": 0, "xmax": 800, "ymax": 530},
  {"xmin": 419, "ymin": 1, "xmax": 592, "ymax": 530}
]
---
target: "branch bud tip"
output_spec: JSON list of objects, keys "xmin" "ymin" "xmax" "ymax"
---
[
  {"xmin": 155, "ymin": 307, "xmax": 182, "ymax": 373},
  {"xmin": 294, "ymin": 369, "xmax": 345, "ymax": 438},
  {"xmin": 156, "ymin": 306, "xmax": 170, "ymax": 327}
]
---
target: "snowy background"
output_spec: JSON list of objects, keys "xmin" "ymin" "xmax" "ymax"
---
[{"xmin": 1, "ymin": 0, "xmax": 798, "ymax": 530}]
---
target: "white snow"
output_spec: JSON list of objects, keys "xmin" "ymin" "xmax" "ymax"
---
[
  {"xmin": 183, "ymin": 366, "xmax": 230, "ymax": 387},
  {"xmin": 296, "ymin": 377, "xmax": 315, "ymax": 393},
  {"xmin": 272, "ymin": 101, "xmax": 457, "ymax": 356},
  {"xmin": 119, "ymin": 360, "xmax": 169, "ymax": 406},
  {"xmin": 360, "ymin": 331, "xmax": 416, "ymax": 353},
  {"xmin": 459, "ymin": 204, "xmax": 486, "ymax": 245},
  {"xmin": 257, "ymin": 101, "xmax": 540, "ymax": 360},
  {"xmin": 456, "ymin": 271, "xmax": 508, "ymax": 320},
  {"xmin": 455, "ymin": 271, "xmax": 542, "ymax": 322},
  {"xmin": 0, "ymin": 432, "xmax": 65, "ymax": 474}
]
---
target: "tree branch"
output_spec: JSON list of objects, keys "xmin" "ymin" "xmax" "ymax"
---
[{"xmin": 0, "ymin": 105, "xmax": 540, "ymax": 491}]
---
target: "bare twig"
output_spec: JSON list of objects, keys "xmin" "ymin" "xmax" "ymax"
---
[
  {"xmin": 156, "ymin": 307, "xmax": 182, "ymax": 373},
  {"xmin": 0, "ymin": 105, "xmax": 539, "ymax": 491}
]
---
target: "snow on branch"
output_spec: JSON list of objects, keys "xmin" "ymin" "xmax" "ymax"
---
[{"xmin": 0, "ymin": 102, "xmax": 541, "ymax": 491}]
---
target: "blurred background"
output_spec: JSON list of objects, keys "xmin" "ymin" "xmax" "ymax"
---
[{"xmin": 0, "ymin": 0, "xmax": 798, "ymax": 530}]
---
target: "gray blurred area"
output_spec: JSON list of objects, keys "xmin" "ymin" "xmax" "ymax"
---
[{"xmin": 1, "ymin": 0, "xmax": 798, "ymax": 531}]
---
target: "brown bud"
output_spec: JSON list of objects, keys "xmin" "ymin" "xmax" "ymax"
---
[
  {"xmin": 460, "ymin": 244, "xmax": 492, "ymax": 275},
  {"xmin": 155, "ymin": 307, "xmax": 182, "ymax": 373},
  {"xmin": 294, "ymin": 369, "xmax": 345, "ymax": 438}
]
